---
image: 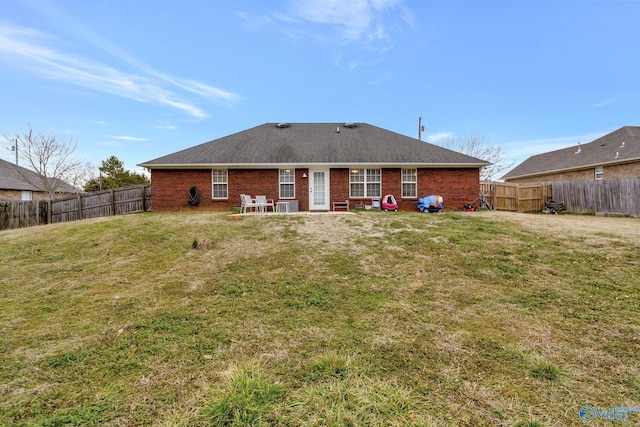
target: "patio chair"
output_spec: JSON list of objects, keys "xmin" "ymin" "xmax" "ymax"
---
[
  {"xmin": 255, "ymin": 195, "xmax": 275, "ymax": 212},
  {"xmin": 240, "ymin": 194, "xmax": 258, "ymax": 213}
]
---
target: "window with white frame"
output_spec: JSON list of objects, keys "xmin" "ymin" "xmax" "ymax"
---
[
  {"xmin": 212, "ymin": 169, "xmax": 228, "ymax": 199},
  {"xmin": 595, "ymin": 166, "xmax": 604, "ymax": 180},
  {"xmin": 279, "ymin": 169, "xmax": 295, "ymax": 198},
  {"xmin": 21, "ymin": 191, "xmax": 33, "ymax": 201},
  {"xmin": 350, "ymin": 168, "xmax": 381, "ymax": 198},
  {"xmin": 402, "ymin": 168, "xmax": 417, "ymax": 198}
]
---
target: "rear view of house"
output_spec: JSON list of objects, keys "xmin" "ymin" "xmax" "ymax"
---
[{"xmin": 139, "ymin": 123, "xmax": 489, "ymax": 212}]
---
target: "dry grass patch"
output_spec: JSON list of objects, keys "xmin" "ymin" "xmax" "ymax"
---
[{"xmin": 1, "ymin": 211, "xmax": 639, "ymax": 426}]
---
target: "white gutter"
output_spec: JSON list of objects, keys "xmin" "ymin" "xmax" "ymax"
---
[{"xmin": 139, "ymin": 161, "xmax": 491, "ymax": 170}]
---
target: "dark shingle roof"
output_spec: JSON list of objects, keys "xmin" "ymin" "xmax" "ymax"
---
[
  {"xmin": 0, "ymin": 158, "xmax": 79, "ymax": 193},
  {"xmin": 139, "ymin": 123, "xmax": 489, "ymax": 168},
  {"xmin": 502, "ymin": 126, "xmax": 640, "ymax": 180}
]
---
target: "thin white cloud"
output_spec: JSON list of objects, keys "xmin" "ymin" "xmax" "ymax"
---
[
  {"xmin": 269, "ymin": 0, "xmax": 412, "ymax": 49},
  {"xmin": 503, "ymin": 132, "xmax": 606, "ymax": 164},
  {"xmin": 427, "ymin": 132, "xmax": 456, "ymax": 143},
  {"xmin": 592, "ymin": 97, "xmax": 622, "ymax": 108},
  {"xmin": 22, "ymin": 0, "xmax": 241, "ymax": 108},
  {"xmin": 289, "ymin": 0, "xmax": 374, "ymax": 41},
  {"xmin": 236, "ymin": 10, "xmax": 275, "ymax": 31},
  {"xmin": 174, "ymin": 79, "xmax": 240, "ymax": 105},
  {"xmin": 152, "ymin": 124, "xmax": 178, "ymax": 130},
  {"xmin": 110, "ymin": 136, "xmax": 148, "ymax": 142},
  {"xmin": 0, "ymin": 22, "xmax": 239, "ymax": 118}
]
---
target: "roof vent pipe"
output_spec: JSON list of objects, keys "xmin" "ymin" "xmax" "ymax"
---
[
  {"xmin": 337, "ymin": 126, "xmax": 340, "ymax": 133},
  {"xmin": 575, "ymin": 142, "xmax": 581, "ymax": 154}
]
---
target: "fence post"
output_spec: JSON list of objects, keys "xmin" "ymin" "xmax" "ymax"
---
[
  {"xmin": 111, "ymin": 189, "xmax": 116, "ymax": 215},
  {"xmin": 77, "ymin": 193, "xmax": 82, "ymax": 220}
]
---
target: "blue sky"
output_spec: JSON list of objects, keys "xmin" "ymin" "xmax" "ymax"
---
[{"xmin": 1, "ymin": 0, "xmax": 639, "ymax": 178}]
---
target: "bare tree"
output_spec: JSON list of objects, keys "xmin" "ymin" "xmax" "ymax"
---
[
  {"xmin": 4, "ymin": 124, "xmax": 86, "ymax": 200},
  {"xmin": 440, "ymin": 133, "xmax": 514, "ymax": 181}
]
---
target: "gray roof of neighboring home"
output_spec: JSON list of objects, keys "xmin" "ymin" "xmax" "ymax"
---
[
  {"xmin": 502, "ymin": 126, "xmax": 640, "ymax": 180},
  {"xmin": 0, "ymin": 157, "xmax": 79, "ymax": 193},
  {"xmin": 139, "ymin": 123, "xmax": 490, "ymax": 168}
]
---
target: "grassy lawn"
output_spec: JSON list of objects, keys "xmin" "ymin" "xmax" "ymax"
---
[{"xmin": 1, "ymin": 211, "xmax": 639, "ymax": 426}]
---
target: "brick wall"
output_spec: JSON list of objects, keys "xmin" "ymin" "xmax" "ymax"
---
[
  {"xmin": 151, "ymin": 169, "xmax": 215, "ymax": 211},
  {"xmin": 418, "ymin": 168, "xmax": 480, "ymax": 211},
  {"xmin": 330, "ymin": 168, "xmax": 479, "ymax": 211},
  {"xmin": 151, "ymin": 167, "xmax": 480, "ymax": 212},
  {"xmin": 606, "ymin": 162, "xmax": 640, "ymax": 179},
  {"xmin": 151, "ymin": 168, "xmax": 305, "ymax": 211}
]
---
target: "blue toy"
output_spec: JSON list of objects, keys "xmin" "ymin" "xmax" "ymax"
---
[{"xmin": 417, "ymin": 195, "xmax": 443, "ymax": 213}]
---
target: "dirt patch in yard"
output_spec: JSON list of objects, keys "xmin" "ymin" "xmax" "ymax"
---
[
  {"xmin": 243, "ymin": 210, "xmax": 640, "ymax": 248},
  {"xmin": 481, "ymin": 210, "xmax": 640, "ymax": 243}
]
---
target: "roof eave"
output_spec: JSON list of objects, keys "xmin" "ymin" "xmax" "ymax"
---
[{"xmin": 139, "ymin": 161, "xmax": 490, "ymax": 170}]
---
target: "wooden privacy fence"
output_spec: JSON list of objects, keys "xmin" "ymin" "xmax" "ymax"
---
[
  {"xmin": 551, "ymin": 178, "xmax": 640, "ymax": 217},
  {"xmin": 480, "ymin": 182, "xmax": 552, "ymax": 213},
  {"xmin": 1, "ymin": 185, "xmax": 151, "ymax": 230},
  {"xmin": 51, "ymin": 184, "xmax": 151, "ymax": 223},
  {"xmin": 482, "ymin": 178, "xmax": 640, "ymax": 217},
  {"xmin": 0, "ymin": 200, "xmax": 48, "ymax": 230}
]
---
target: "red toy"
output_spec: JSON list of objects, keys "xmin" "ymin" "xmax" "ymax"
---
[{"xmin": 382, "ymin": 195, "xmax": 398, "ymax": 211}]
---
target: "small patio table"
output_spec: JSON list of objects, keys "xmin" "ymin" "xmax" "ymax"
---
[{"xmin": 275, "ymin": 201, "xmax": 290, "ymax": 213}]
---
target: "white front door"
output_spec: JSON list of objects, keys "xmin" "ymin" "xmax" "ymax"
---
[{"xmin": 309, "ymin": 169, "xmax": 330, "ymax": 210}]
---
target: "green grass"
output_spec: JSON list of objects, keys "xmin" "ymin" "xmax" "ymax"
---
[{"xmin": 1, "ymin": 211, "xmax": 639, "ymax": 426}]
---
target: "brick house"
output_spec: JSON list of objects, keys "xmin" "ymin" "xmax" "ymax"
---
[
  {"xmin": 502, "ymin": 126, "xmax": 640, "ymax": 183},
  {"xmin": 139, "ymin": 123, "xmax": 489, "ymax": 212}
]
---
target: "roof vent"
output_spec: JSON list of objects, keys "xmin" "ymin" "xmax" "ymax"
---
[
  {"xmin": 614, "ymin": 151, "xmax": 619, "ymax": 159},
  {"xmin": 620, "ymin": 141, "xmax": 626, "ymax": 148},
  {"xmin": 276, "ymin": 123, "xmax": 289, "ymax": 128},
  {"xmin": 575, "ymin": 142, "xmax": 581, "ymax": 154},
  {"xmin": 344, "ymin": 122, "xmax": 357, "ymax": 128}
]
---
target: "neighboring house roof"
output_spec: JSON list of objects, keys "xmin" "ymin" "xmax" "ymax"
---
[
  {"xmin": 139, "ymin": 123, "xmax": 490, "ymax": 168},
  {"xmin": 0, "ymin": 158, "xmax": 79, "ymax": 193},
  {"xmin": 502, "ymin": 126, "xmax": 640, "ymax": 180}
]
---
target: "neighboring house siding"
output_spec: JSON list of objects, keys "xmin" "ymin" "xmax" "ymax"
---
[
  {"xmin": 151, "ymin": 167, "xmax": 480, "ymax": 212},
  {"xmin": 506, "ymin": 169, "xmax": 594, "ymax": 184},
  {"xmin": 604, "ymin": 162, "xmax": 640, "ymax": 180},
  {"xmin": 505, "ymin": 162, "xmax": 640, "ymax": 184},
  {"xmin": 0, "ymin": 189, "xmax": 50, "ymax": 201}
]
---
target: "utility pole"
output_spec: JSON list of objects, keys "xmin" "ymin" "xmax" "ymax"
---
[
  {"xmin": 418, "ymin": 116, "xmax": 425, "ymax": 141},
  {"xmin": 12, "ymin": 138, "xmax": 18, "ymax": 165}
]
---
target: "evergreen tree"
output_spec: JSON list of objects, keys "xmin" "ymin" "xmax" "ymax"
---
[{"xmin": 84, "ymin": 156, "xmax": 149, "ymax": 191}]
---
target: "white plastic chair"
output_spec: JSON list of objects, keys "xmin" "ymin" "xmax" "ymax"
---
[
  {"xmin": 240, "ymin": 194, "xmax": 258, "ymax": 213},
  {"xmin": 255, "ymin": 195, "xmax": 274, "ymax": 212}
]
